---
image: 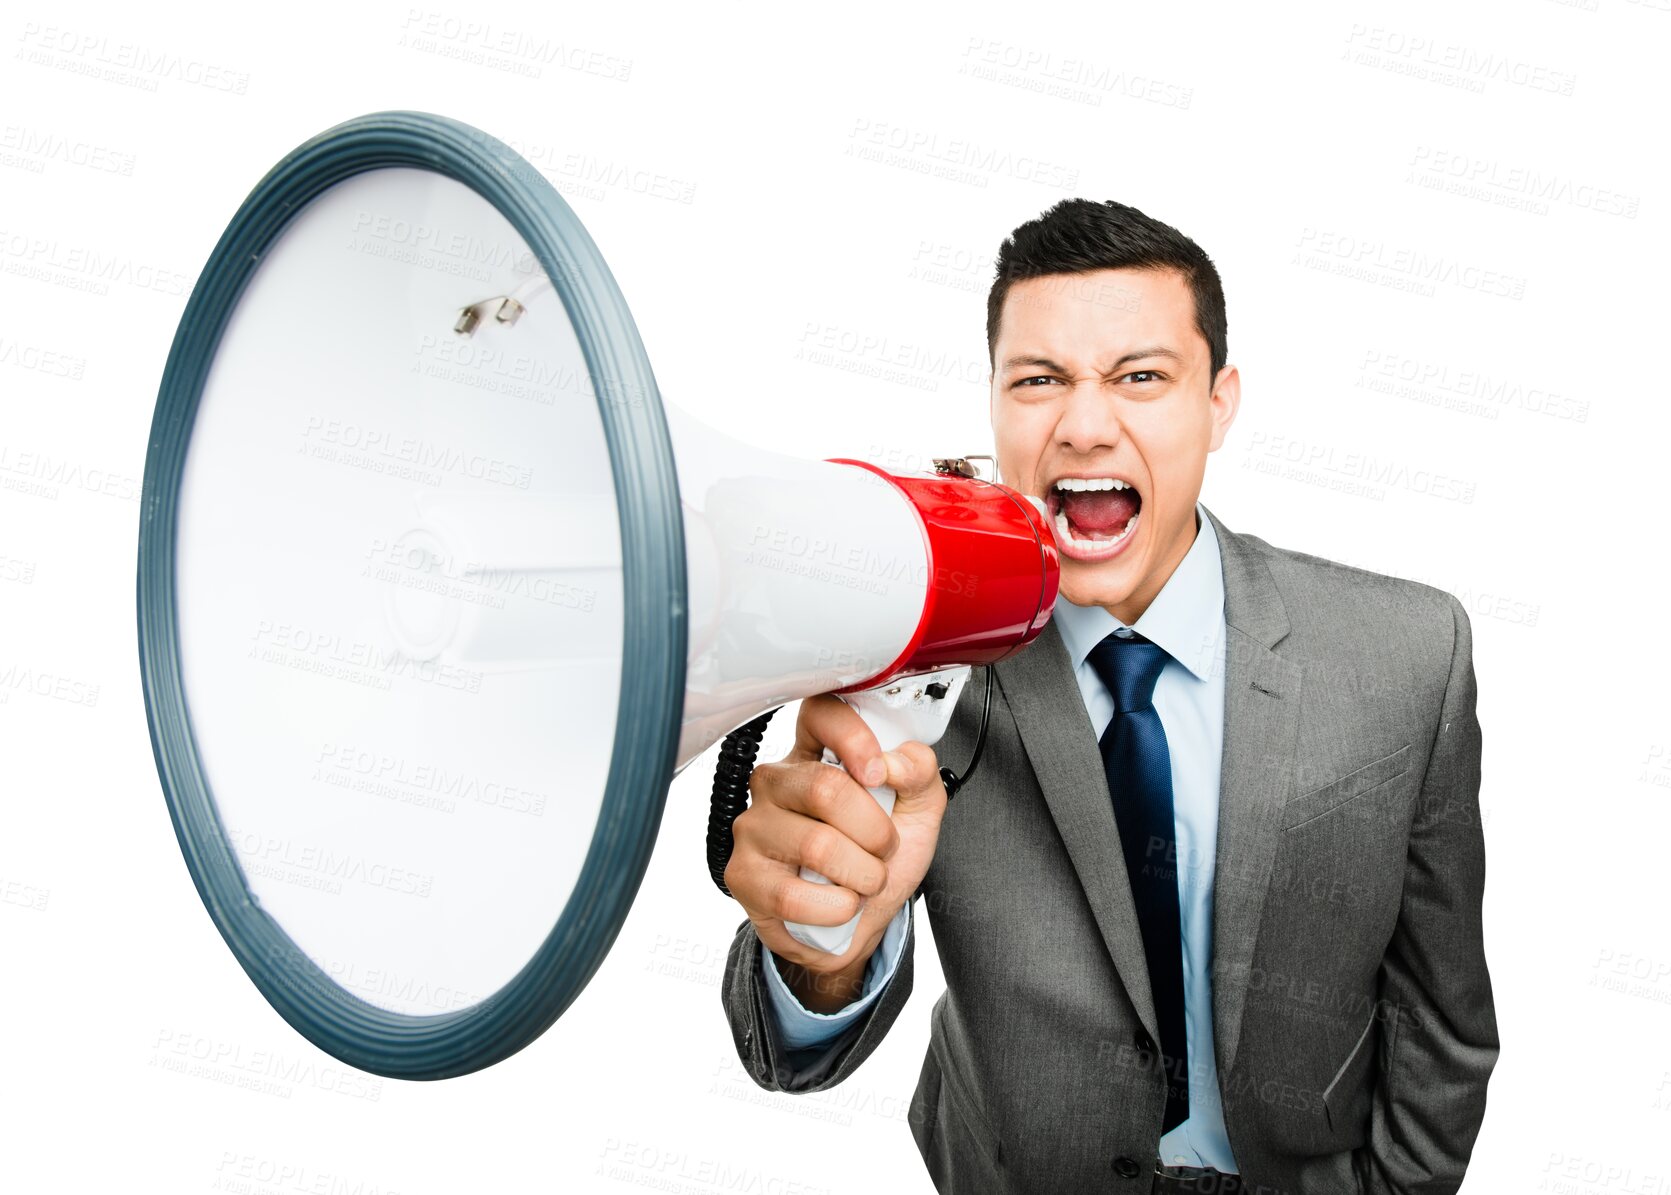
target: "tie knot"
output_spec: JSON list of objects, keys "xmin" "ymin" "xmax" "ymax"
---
[{"xmin": 1087, "ymin": 631, "xmax": 1169, "ymax": 713}]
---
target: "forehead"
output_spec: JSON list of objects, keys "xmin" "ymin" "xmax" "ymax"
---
[{"xmin": 996, "ymin": 267, "xmax": 1201, "ymax": 365}]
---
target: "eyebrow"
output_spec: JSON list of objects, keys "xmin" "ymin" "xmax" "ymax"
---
[{"xmin": 1001, "ymin": 346, "xmax": 1184, "ymax": 375}]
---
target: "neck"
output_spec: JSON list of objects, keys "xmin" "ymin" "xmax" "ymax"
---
[{"xmin": 1104, "ymin": 507, "xmax": 1201, "ymax": 626}]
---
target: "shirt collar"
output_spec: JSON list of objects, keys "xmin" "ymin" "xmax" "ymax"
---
[{"xmin": 1049, "ymin": 502, "xmax": 1225, "ymax": 683}]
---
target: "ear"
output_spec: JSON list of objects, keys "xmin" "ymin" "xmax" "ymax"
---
[{"xmin": 1206, "ymin": 364, "xmax": 1241, "ymax": 453}]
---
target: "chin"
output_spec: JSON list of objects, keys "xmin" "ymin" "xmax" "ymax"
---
[{"xmin": 1057, "ymin": 562, "xmax": 1138, "ymax": 612}]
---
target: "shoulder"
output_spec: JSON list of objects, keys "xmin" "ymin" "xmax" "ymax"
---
[
  {"xmin": 1247, "ymin": 530, "xmax": 1459, "ymax": 625},
  {"xmin": 1225, "ymin": 527, "xmax": 1468, "ymax": 680}
]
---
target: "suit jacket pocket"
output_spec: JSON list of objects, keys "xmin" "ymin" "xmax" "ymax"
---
[
  {"xmin": 929, "ymin": 1023, "xmax": 1004, "ymax": 1167},
  {"xmin": 1281, "ymin": 743, "xmax": 1411, "ymax": 832},
  {"xmin": 1321, "ymin": 1005, "xmax": 1380, "ymax": 1136}
]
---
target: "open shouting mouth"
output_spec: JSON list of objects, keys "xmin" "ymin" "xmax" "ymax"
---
[{"xmin": 1044, "ymin": 474, "xmax": 1142, "ymax": 562}]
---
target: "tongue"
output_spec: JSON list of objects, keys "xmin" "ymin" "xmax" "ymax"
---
[{"xmin": 1061, "ymin": 488, "xmax": 1139, "ymax": 536}]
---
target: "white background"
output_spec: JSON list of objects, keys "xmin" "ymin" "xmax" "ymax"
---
[{"xmin": 3, "ymin": 1, "xmax": 1668, "ymax": 1192}]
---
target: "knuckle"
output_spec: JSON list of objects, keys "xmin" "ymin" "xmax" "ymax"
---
[
  {"xmin": 798, "ymin": 696, "xmax": 834, "ymax": 738},
  {"xmin": 779, "ymin": 884, "xmax": 817, "ymax": 924},
  {"xmin": 902, "ymin": 740, "xmax": 937, "ymax": 771},
  {"xmin": 807, "ymin": 765, "xmax": 848, "ymax": 818},
  {"xmin": 730, "ymin": 809, "xmax": 772, "ymax": 857},
  {"xmin": 763, "ymin": 875, "xmax": 796, "ymax": 920},
  {"xmin": 747, "ymin": 762, "xmax": 782, "ymax": 805},
  {"xmin": 898, "ymin": 741, "xmax": 937, "ymax": 786},
  {"xmin": 800, "ymin": 824, "xmax": 840, "ymax": 874}
]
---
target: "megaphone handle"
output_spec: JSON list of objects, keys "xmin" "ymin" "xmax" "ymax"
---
[{"xmin": 782, "ymin": 666, "xmax": 970, "ymax": 956}]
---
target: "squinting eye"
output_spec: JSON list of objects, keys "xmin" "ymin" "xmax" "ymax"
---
[
  {"xmin": 1126, "ymin": 371, "xmax": 1162, "ymax": 384},
  {"xmin": 1014, "ymin": 376, "xmax": 1060, "ymax": 387}
]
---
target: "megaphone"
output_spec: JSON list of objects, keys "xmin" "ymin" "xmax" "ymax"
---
[{"xmin": 138, "ymin": 112, "xmax": 1059, "ymax": 1081}]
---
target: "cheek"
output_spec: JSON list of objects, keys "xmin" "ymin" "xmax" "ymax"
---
[
  {"xmin": 992, "ymin": 415, "xmax": 1048, "ymax": 476},
  {"xmin": 1131, "ymin": 416, "xmax": 1210, "ymax": 498}
]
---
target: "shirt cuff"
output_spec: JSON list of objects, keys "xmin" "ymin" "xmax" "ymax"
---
[{"xmin": 759, "ymin": 902, "xmax": 910, "ymax": 1053}]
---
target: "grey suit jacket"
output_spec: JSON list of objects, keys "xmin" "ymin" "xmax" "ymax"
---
[{"xmin": 721, "ymin": 504, "xmax": 1498, "ymax": 1194}]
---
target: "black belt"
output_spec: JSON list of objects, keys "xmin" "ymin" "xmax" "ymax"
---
[{"xmin": 1151, "ymin": 1163, "xmax": 1242, "ymax": 1193}]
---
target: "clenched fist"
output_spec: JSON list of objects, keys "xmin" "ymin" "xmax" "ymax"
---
[{"xmin": 723, "ymin": 692, "xmax": 949, "ymax": 1013}]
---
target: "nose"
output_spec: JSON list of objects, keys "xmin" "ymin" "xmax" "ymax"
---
[{"xmin": 1054, "ymin": 378, "xmax": 1122, "ymax": 456}]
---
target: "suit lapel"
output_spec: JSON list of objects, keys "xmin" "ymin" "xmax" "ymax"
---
[
  {"xmin": 1201, "ymin": 505, "xmax": 1301, "ymax": 1076},
  {"xmin": 992, "ymin": 504, "xmax": 1300, "ymax": 1071},
  {"xmin": 994, "ymin": 617, "xmax": 1160, "ymax": 1045}
]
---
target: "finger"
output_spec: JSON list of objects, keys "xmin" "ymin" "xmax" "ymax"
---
[
  {"xmin": 885, "ymin": 740, "xmax": 945, "ymax": 804},
  {"xmin": 731, "ymin": 801, "xmax": 887, "ymax": 898},
  {"xmin": 792, "ymin": 694, "xmax": 887, "ymax": 789},
  {"xmin": 755, "ymin": 757, "xmax": 899, "ymax": 861},
  {"xmin": 755, "ymin": 914, "xmax": 877, "ymax": 973},
  {"xmin": 750, "ymin": 868, "xmax": 866, "ymax": 928}
]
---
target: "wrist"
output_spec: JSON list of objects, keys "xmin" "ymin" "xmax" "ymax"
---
[{"xmin": 773, "ymin": 935, "xmax": 878, "ymax": 1014}]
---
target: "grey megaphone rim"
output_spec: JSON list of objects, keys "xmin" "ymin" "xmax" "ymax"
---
[{"xmin": 137, "ymin": 110, "xmax": 687, "ymax": 1080}]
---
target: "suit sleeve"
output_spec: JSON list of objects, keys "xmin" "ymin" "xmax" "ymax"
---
[
  {"xmin": 760, "ymin": 902, "xmax": 910, "ymax": 1050},
  {"xmin": 1365, "ymin": 593, "xmax": 1499, "ymax": 1193},
  {"xmin": 721, "ymin": 898, "xmax": 917, "ymax": 1092}
]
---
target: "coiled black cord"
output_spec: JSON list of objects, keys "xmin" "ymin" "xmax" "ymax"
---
[
  {"xmin": 706, "ymin": 667, "xmax": 994, "ymax": 897},
  {"xmin": 707, "ymin": 707, "xmax": 778, "ymax": 897}
]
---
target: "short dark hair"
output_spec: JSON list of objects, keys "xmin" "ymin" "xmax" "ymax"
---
[{"xmin": 985, "ymin": 199, "xmax": 1228, "ymax": 383}]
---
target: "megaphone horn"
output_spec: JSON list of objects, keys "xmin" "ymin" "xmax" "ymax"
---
[{"xmin": 138, "ymin": 110, "xmax": 1059, "ymax": 1079}]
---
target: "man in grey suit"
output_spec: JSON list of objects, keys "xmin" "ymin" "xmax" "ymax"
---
[{"xmin": 719, "ymin": 199, "xmax": 1497, "ymax": 1194}]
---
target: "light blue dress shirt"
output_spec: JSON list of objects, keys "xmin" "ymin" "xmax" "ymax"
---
[{"xmin": 761, "ymin": 504, "xmax": 1235, "ymax": 1173}]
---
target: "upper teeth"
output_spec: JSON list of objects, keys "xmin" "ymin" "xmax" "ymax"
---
[{"xmin": 1053, "ymin": 477, "xmax": 1130, "ymax": 492}]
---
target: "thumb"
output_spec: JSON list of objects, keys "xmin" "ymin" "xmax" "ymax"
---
[{"xmin": 882, "ymin": 742, "xmax": 945, "ymax": 813}]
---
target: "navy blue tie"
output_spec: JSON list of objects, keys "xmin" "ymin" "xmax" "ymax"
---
[{"xmin": 1087, "ymin": 631, "xmax": 1189, "ymax": 1133}]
